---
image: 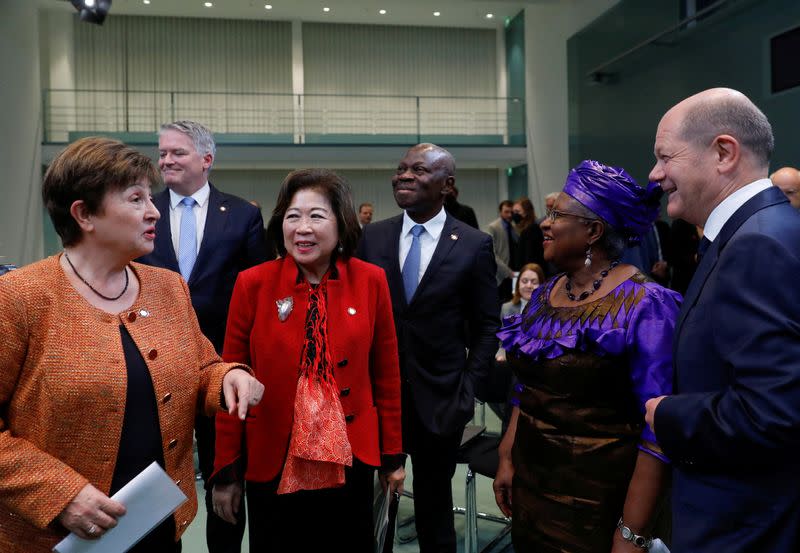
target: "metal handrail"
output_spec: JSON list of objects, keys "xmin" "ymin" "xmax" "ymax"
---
[{"xmin": 43, "ymin": 89, "xmax": 525, "ymax": 146}]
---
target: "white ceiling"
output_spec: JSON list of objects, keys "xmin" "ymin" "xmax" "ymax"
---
[{"xmin": 47, "ymin": 0, "xmax": 561, "ymax": 29}]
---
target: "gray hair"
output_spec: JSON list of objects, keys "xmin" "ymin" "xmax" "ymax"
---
[
  {"xmin": 159, "ymin": 120, "xmax": 217, "ymax": 162},
  {"xmin": 680, "ymin": 95, "xmax": 774, "ymax": 168}
]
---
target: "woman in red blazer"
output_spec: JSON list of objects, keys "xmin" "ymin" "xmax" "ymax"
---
[{"xmin": 211, "ymin": 169, "xmax": 404, "ymax": 551}]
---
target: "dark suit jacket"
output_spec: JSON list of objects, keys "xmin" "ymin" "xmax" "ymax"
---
[
  {"xmin": 655, "ymin": 186, "xmax": 800, "ymax": 553},
  {"xmin": 357, "ymin": 213, "xmax": 499, "ymax": 436},
  {"xmin": 138, "ymin": 183, "xmax": 268, "ymax": 352}
]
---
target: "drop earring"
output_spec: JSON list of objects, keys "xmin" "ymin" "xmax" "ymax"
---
[{"xmin": 584, "ymin": 246, "xmax": 592, "ymax": 267}]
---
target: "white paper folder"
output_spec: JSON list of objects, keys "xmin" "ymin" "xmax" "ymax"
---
[{"xmin": 53, "ymin": 462, "xmax": 188, "ymax": 553}]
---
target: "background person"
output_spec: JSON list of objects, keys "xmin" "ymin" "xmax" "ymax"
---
[
  {"xmin": 212, "ymin": 169, "xmax": 404, "ymax": 552},
  {"xmin": 357, "ymin": 143, "xmax": 499, "ymax": 553},
  {"xmin": 0, "ymin": 137, "xmax": 263, "ymax": 553},
  {"xmin": 494, "ymin": 160, "xmax": 681, "ymax": 553},
  {"xmin": 137, "ymin": 120, "xmax": 268, "ymax": 553}
]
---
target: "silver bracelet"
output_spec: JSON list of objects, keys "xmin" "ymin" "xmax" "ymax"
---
[{"xmin": 617, "ymin": 518, "xmax": 653, "ymax": 549}]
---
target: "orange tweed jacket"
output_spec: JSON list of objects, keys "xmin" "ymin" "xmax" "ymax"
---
[{"xmin": 0, "ymin": 255, "xmax": 246, "ymax": 552}]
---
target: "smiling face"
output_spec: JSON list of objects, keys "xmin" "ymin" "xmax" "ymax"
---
[
  {"xmin": 540, "ymin": 193, "xmax": 594, "ymax": 270},
  {"xmin": 282, "ymin": 188, "xmax": 339, "ymax": 282},
  {"xmin": 158, "ymin": 129, "xmax": 212, "ymax": 196},
  {"xmin": 517, "ymin": 269, "xmax": 540, "ymax": 301},
  {"xmin": 649, "ymin": 106, "xmax": 716, "ymax": 226},
  {"xmin": 392, "ymin": 146, "xmax": 453, "ymax": 223},
  {"xmin": 89, "ymin": 179, "xmax": 160, "ymax": 260}
]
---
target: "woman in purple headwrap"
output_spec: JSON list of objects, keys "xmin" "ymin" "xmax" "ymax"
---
[{"xmin": 493, "ymin": 160, "xmax": 681, "ymax": 553}]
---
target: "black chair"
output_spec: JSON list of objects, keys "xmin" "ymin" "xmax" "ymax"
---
[{"xmin": 456, "ymin": 434, "xmax": 511, "ymax": 553}]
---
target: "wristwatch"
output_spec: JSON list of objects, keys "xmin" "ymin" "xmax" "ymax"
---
[{"xmin": 617, "ymin": 518, "xmax": 653, "ymax": 549}]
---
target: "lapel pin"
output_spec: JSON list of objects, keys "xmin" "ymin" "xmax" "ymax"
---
[
  {"xmin": 276, "ymin": 296, "xmax": 293, "ymax": 322},
  {"xmin": 450, "ymin": 233, "xmax": 458, "ymax": 241},
  {"xmin": 139, "ymin": 309, "xmax": 150, "ymax": 317},
  {"xmin": 347, "ymin": 307, "xmax": 357, "ymax": 315},
  {"xmin": 220, "ymin": 206, "xmax": 227, "ymax": 212}
]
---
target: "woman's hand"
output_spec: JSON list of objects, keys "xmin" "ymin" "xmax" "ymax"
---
[
  {"xmin": 222, "ymin": 369, "xmax": 265, "ymax": 420},
  {"xmin": 57, "ymin": 484, "xmax": 126, "ymax": 540},
  {"xmin": 379, "ymin": 466, "xmax": 405, "ymax": 497},
  {"xmin": 492, "ymin": 456, "xmax": 514, "ymax": 518},
  {"xmin": 495, "ymin": 351, "xmax": 507, "ymax": 362},
  {"xmin": 611, "ymin": 529, "xmax": 643, "ymax": 553},
  {"xmin": 212, "ymin": 482, "xmax": 243, "ymax": 525}
]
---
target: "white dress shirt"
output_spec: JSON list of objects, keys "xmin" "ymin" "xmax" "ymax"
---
[
  {"xmin": 168, "ymin": 182, "xmax": 210, "ymax": 255},
  {"xmin": 703, "ymin": 178, "xmax": 773, "ymax": 242},
  {"xmin": 399, "ymin": 207, "xmax": 447, "ymax": 285}
]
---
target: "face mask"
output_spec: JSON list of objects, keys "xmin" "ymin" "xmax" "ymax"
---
[{"xmin": 511, "ymin": 213, "xmax": 523, "ymax": 224}]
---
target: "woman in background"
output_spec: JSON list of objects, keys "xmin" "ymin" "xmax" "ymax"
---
[{"xmin": 212, "ymin": 169, "xmax": 404, "ymax": 552}]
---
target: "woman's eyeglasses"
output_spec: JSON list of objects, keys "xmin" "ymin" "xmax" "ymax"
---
[{"xmin": 545, "ymin": 209, "xmax": 598, "ymax": 223}]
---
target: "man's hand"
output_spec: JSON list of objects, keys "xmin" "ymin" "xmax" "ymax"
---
[
  {"xmin": 379, "ymin": 466, "xmax": 406, "ymax": 497},
  {"xmin": 644, "ymin": 395, "xmax": 667, "ymax": 437},
  {"xmin": 222, "ymin": 369, "xmax": 265, "ymax": 420}
]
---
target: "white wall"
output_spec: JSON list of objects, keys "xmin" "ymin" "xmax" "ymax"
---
[
  {"xmin": 523, "ymin": 0, "xmax": 621, "ymax": 211},
  {"xmin": 0, "ymin": 1, "xmax": 43, "ymax": 266}
]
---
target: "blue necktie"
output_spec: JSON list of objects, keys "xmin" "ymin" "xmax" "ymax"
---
[
  {"xmin": 402, "ymin": 225, "xmax": 425, "ymax": 302},
  {"xmin": 178, "ymin": 197, "xmax": 197, "ymax": 281}
]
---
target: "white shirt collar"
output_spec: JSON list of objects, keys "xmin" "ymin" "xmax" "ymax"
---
[
  {"xmin": 703, "ymin": 178, "xmax": 772, "ymax": 242},
  {"xmin": 401, "ymin": 206, "xmax": 447, "ymax": 241},
  {"xmin": 169, "ymin": 182, "xmax": 210, "ymax": 210}
]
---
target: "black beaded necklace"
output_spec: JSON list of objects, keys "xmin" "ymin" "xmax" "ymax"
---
[
  {"xmin": 64, "ymin": 251, "xmax": 129, "ymax": 301},
  {"xmin": 565, "ymin": 260, "xmax": 620, "ymax": 302}
]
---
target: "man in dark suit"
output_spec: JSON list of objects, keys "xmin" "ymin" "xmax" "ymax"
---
[
  {"xmin": 357, "ymin": 143, "xmax": 499, "ymax": 553},
  {"xmin": 138, "ymin": 120, "xmax": 267, "ymax": 553},
  {"xmin": 644, "ymin": 89, "xmax": 800, "ymax": 553}
]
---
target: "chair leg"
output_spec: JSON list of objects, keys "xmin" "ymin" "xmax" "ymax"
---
[{"xmin": 465, "ymin": 467, "xmax": 478, "ymax": 553}]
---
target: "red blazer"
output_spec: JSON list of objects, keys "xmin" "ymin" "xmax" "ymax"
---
[{"xmin": 213, "ymin": 256, "xmax": 402, "ymax": 483}]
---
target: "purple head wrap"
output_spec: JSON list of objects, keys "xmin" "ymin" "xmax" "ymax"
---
[{"xmin": 563, "ymin": 160, "xmax": 663, "ymax": 245}]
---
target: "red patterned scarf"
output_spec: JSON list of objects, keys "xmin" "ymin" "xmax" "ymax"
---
[{"xmin": 278, "ymin": 276, "xmax": 353, "ymax": 494}]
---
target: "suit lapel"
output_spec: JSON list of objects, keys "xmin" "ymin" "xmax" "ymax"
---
[
  {"xmin": 153, "ymin": 190, "xmax": 179, "ymax": 272},
  {"xmin": 674, "ymin": 186, "xmax": 788, "ymax": 340},
  {"xmin": 410, "ymin": 215, "xmax": 459, "ymax": 306},
  {"xmin": 191, "ymin": 184, "xmax": 227, "ymax": 284},
  {"xmin": 380, "ymin": 216, "xmax": 407, "ymax": 310}
]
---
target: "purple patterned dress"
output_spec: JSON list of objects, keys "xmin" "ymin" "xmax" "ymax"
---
[{"xmin": 498, "ymin": 272, "xmax": 681, "ymax": 553}]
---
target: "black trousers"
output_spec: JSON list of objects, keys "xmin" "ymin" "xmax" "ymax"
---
[
  {"xmin": 196, "ymin": 414, "xmax": 247, "ymax": 553},
  {"xmin": 245, "ymin": 459, "xmax": 375, "ymax": 552},
  {"xmin": 403, "ymin": 401, "xmax": 464, "ymax": 553}
]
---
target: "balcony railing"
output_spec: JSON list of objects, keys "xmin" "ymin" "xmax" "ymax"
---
[{"xmin": 43, "ymin": 89, "xmax": 526, "ymax": 146}]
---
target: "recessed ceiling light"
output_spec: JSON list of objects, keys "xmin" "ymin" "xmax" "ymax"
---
[
  {"xmin": 486, "ymin": 13, "xmax": 494, "ymax": 19},
  {"xmin": 379, "ymin": 9, "xmax": 387, "ymax": 14},
  {"xmin": 204, "ymin": 1, "xmax": 213, "ymax": 6},
  {"xmin": 323, "ymin": 6, "xmax": 330, "ymax": 12},
  {"xmin": 143, "ymin": 0, "xmax": 150, "ymax": 4},
  {"xmin": 265, "ymin": 3, "xmax": 272, "ymax": 8},
  {"xmin": 84, "ymin": 0, "xmax": 96, "ymax": 6},
  {"xmin": 433, "ymin": 11, "xmax": 440, "ymax": 16}
]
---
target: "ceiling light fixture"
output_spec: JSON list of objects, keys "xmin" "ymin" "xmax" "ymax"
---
[
  {"xmin": 379, "ymin": 9, "xmax": 387, "ymax": 14},
  {"xmin": 323, "ymin": 7, "xmax": 330, "ymax": 12},
  {"xmin": 204, "ymin": 1, "xmax": 213, "ymax": 7},
  {"xmin": 265, "ymin": 4, "xmax": 272, "ymax": 8},
  {"xmin": 486, "ymin": 13, "xmax": 494, "ymax": 19},
  {"xmin": 69, "ymin": 0, "xmax": 112, "ymax": 25},
  {"xmin": 433, "ymin": 11, "xmax": 440, "ymax": 16},
  {"xmin": 143, "ymin": 0, "xmax": 150, "ymax": 4}
]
